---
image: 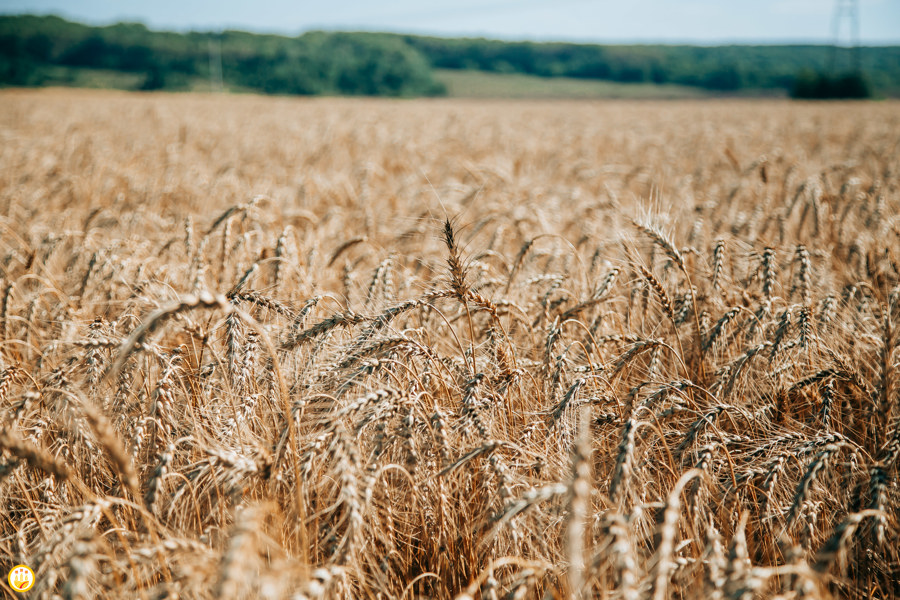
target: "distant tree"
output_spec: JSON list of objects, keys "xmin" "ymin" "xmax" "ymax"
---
[
  {"xmin": 650, "ymin": 63, "xmax": 669, "ymax": 84},
  {"xmin": 120, "ymin": 44, "xmax": 154, "ymax": 71},
  {"xmin": 616, "ymin": 64, "xmax": 647, "ymax": 83},
  {"xmin": 703, "ymin": 64, "xmax": 743, "ymax": 91},
  {"xmin": 318, "ymin": 33, "xmax": 444, "ymax": 96},
  {"xmin": 832, "ymin": 72, "xmax": 870, "ymax": 98},
  {"xmin": 60, "ymin": 35, "xmax": 110, "ymax": 68},
  {"xmin": 791, "ymin": 69, "xmax": 871, "ymax": 99},
  {"xmin": 140, "ymin": 63, "xmax": 167, "ymax": 90},
  {"xmin": 569, "ymin": 60, "xmax": 611, "ymax": 79},
  {"xmin": 0, "ymin": 33, "xmax": 48, "ymax": 85},
  {"xmin": 24, "ymin": 33, "xmax": 52, "ymax": 61},
  {"xmin": 792, "ymin": 69, "xmax": 821, "ymax": 98}
]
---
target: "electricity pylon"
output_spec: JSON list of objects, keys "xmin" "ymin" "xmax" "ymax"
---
[
  {"xmin": 208, "ymin": 36, "xmax": 224, "ymax": 92},
  {"xmin": 830, "ymin": 0, "xmax": 860, "ymax": 74}
]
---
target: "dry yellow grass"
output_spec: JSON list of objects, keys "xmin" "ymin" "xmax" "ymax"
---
[{"xmin": 1, "ymin": 88, "xmax": 899, "ymax": 599}]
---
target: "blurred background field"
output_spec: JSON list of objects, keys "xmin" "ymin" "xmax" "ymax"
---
[
  {"xmin": 434, "ymin": 69, "xmax": 711, "ymax": 99},
  {"xmin": 2, "ymin": 14, "xmax": 898, "ymax": 98}
]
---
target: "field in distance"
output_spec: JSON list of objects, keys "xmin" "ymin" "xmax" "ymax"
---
[
  {"xmin": 436, "ymin": 68, "xmax": 715, "ymax": 99},
  {"xmin": 0, "ymin": 89, "xmax": 898, "ymax": 599}
]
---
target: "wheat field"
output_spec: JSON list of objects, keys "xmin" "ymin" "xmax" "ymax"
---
[{"xmin": 0, "ymin": 89, "xmax": 898, "ymax": 599}]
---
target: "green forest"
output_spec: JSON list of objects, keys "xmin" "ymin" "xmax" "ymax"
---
[{"xmin": 2, "ymin": 15, "xmax": 898, "ymax": 98}]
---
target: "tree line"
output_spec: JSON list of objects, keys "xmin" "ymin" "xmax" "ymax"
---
[
  {"xmin": 402, "ymin": 35, "xmax": 887, "ymax": 98},
  {"xmin": 0, "ymin": 16, "xmax": 444, "ymax": 96},
  {"xmin": 1, "ymin": 15, "xmax": 897, "ymax": 98}
]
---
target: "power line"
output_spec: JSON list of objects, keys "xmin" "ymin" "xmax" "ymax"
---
[{"xmin": 208, "ymin": 35, "xmax": 223, "ymax": 92}]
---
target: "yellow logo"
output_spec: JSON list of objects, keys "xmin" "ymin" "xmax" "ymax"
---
[{"xmin": 8, "ymin": 565, "xmax": 34, "ymax": 592}]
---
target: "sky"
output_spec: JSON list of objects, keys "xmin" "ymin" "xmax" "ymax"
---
[{"xmin": 1, "ymin": 0, "xmax": 899, "ymax": 45}]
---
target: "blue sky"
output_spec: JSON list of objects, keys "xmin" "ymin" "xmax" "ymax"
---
[{"xmin": 1, "ymin": 0, "xmax": 899, "ymax": 44}]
